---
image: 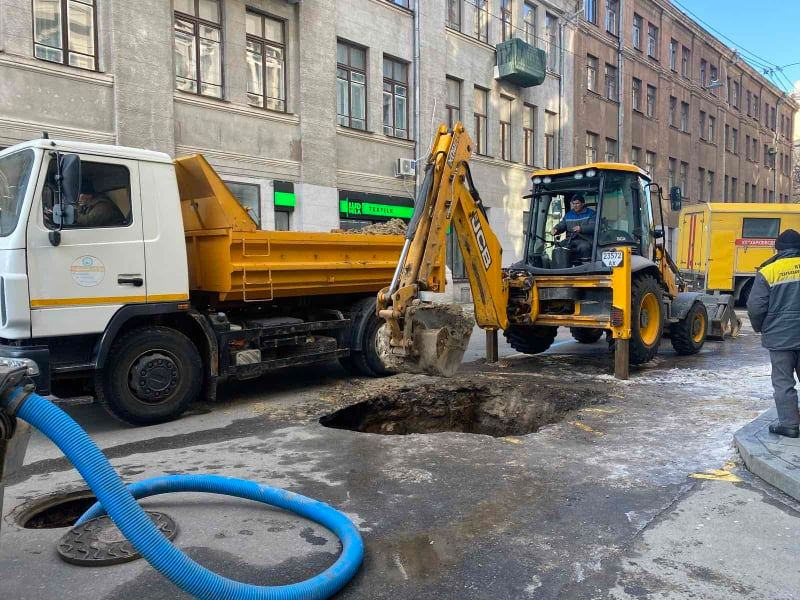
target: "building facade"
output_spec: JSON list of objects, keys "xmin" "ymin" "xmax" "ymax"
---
[
  {"xmin": 574, "ymin": 0, "xmax": 796, "ymax": 251},
  {"xmin": 0, "ymin": 0, "xmax": 578, "ymax": 300}
]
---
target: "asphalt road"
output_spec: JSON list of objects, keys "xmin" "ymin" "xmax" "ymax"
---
[{"xmin": 1, "ymin": 313, "xmax": 798, "ymax": 599}]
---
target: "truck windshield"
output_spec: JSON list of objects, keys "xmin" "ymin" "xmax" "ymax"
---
[{"xmin": 0, "ymin": 149, "xmax": 35, "ymax": 237}]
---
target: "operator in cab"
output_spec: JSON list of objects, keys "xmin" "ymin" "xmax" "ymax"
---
[
  {"xmin": 75, "ymin": 181, "xmax": 126, "ymax": 227},
  {"xmin": 551, "ymin": 193, "xmax": 596, "ymax": 261}
]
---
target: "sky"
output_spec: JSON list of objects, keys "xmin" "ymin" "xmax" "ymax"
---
[{"xmin": 673, "ymin": 1, "xmax": 800, "ymax": 93}]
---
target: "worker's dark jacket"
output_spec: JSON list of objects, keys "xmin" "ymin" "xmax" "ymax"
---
[
  {"xmin": 76, "ymin": 195, "xmax": 126, "ymax": 227},
  {"xmin": 554, "ymin": 208, "xmax": 596, "ymax": 237},
  {"xmin": 746, "ymin": 248, "xmax": 800, "ymax": 350}
]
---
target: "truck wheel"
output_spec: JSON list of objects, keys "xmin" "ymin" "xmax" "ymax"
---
[
  {"xmin": 95, "ymin": 327, "xmax": 202, "ymax": 426},
  {"xmin": 737, "ymin": 279, "xmax": 753, "ymax": 307},
  {"xmin": 570, "ymin": 327, "xmax": 604, "ymax": 344},
  {"xmin": 503, "ymin": 325, "xmax": 558, "ymax": 354},
  {"xmin": 341, "ymin": 309, "xmax": 394, "ymax": 377},
  {"xmin": 670, "ymin": 302, "xmax": 708, "ymax": 355},
  {"xmin": 629, "ymin": 275, "xmax": 664, "ymax": 365}
]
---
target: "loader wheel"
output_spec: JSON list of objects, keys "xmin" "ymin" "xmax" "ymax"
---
[
  {"xmin": 96, "ymin": 327, "xmax": 202, "ymax": 426},
  {"xmin": 570, "ymin": 327, "xmax": 604, "ymax": 344},
  {"xmin": 503, "ymin": 325, "xmax": 558, "ymax": 354},
  {"xmin": 629, "ymin": 275, "xmax": 664, "ymax": 365},
  {"xmin": 670, "ymin": 302, "xmax": 708, "ymax": 355}
]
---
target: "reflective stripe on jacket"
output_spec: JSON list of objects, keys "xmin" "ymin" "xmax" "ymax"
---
[{"xmin": 746, "ymin": 249, "xmax": 800, "ymax": 350}]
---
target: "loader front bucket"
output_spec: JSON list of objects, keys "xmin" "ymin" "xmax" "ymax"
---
[
  {"xmin": 700, "ymin": 294, "xmax": 742, "ymax": 340},
  {"xmin": 378, "ymin": 303, "xmax": 475, "ymax": 377}
]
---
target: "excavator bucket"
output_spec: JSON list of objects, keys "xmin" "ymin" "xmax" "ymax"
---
[
  {"xmin": 700, "ymin": 293, "xmax": 742, "ymax": 340},
  {"xmin": 379, "ymin": 303, "xmax": 475, "ymax": 377}
]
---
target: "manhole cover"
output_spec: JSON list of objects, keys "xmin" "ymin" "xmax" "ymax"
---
[
  {"xmin": 320, "ymin": 380, "xmax": 603, "ymax": 437},
  {"xmin": 57, "ymin": 511, "xmax": 177, "ymax": 566}
]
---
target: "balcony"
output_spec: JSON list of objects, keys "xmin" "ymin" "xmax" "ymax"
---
[{"xmin": 495, "ymin": 38, "xmax": 547, "ymax": 88}]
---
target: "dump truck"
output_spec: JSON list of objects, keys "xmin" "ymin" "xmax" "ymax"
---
[
  {"xmin": 677, "ymin": 202, "xmax": 800, "ymax": 305},
  {"xmin": 377, "ymin": 123, "xmax": 739, "ymax": 379},
  {"xmin": 0, "ymin": 138, "xmax": 407, "ymax": 425}
]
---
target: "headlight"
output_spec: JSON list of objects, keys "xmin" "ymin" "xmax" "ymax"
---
[
  {"xmin": 586, "ymin": 169, "xmax": 596, "ymax": 177},
  {"xmin": 532, "ymin": 177, "xmax": 542, "ymax": 184},
  {"xmin": 543, "ymin": 176, "xmax": 552, "ymax": 183},
  {"xmin": 574, "ymin": 172, "xmax": 584, "ymax": 179}
]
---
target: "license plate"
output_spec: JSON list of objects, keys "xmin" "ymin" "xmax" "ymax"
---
[{"xmin": 602, "ymin": 251, "xmax": 624, "ymax": 268}]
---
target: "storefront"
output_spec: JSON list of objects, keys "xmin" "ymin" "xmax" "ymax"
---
[{"xmin": 338, "ymin": 190, "xmax": 414, "ymax": 230}]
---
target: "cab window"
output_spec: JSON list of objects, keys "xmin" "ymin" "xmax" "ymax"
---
[{"xmin": 43, "ymin": 159, "xmax": 132, "ymax": 229}]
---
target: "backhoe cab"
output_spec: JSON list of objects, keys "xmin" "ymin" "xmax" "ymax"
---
[{"xmin": 377, "ymin": 124, "xmax": 740, "ymax": 379}]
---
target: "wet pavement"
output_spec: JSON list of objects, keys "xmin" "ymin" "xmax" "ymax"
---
[{"xmin": 1, "ymin": 313, "xmax": 798, "ymax": 599}]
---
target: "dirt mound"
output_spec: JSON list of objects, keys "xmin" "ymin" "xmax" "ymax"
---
[{"xmin": 331, "ymin": 218, "xmax": 407, "ymax": 235}]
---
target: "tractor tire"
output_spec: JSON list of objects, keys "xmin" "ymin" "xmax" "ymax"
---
[
  {"xmin": 736, "ymin": 279, "xmax": 753, "ymax": 307},
  {"xmin": 95, "ymin": 326, "xmax": 202, "ymax": 426},
  {"xmin": 340, "ymin": 303, "xmax": 394, "ymax": 377},
  {"xmin": 670, "ymin": 301, "xmax": 708, "ymax": 355},
  {"xmin": 570, "ymin": 327, "xmax": 604, "ymax": 344},
  {"xmin": 629, "ymin": 274, "xmax": 665, "ymax": 365},
  {"xmin": 503, "ymin": 324, "xmax": 558, "ymax": 354}
]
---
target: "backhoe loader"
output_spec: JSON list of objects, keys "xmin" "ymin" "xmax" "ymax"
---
[{"xmin": 376, "ymin": 123, "xmax": 740, "ymax": 379}]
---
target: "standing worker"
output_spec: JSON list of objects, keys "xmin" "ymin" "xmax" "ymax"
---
[{"xmin": 747, "ymin": 229, "xmax": 800, "ymax": 438}]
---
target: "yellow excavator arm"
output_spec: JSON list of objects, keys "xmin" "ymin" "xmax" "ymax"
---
[{"xmin": 376, "ymin": 123, "xmax": 509, "ymax": 375}]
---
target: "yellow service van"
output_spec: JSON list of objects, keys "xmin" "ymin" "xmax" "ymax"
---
[{"xmin": 676, "ymin": 203, "xmax": 800, "ymax": 304}]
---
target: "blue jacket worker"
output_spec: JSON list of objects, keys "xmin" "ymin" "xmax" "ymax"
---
[
  {"xmin": 551, "ymin": 194, "xmax": 596, "ymax": 260},
  {"xmin": 746, "ymin": 228, "xmax": 800, "ymax": 438}
]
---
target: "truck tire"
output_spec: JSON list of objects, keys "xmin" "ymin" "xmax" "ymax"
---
[
  {"xmin": 570, "ymin": 327, "xmax": 604, "ymax": 344},
  {"xmin": 340, "ymin": 309, "xmax": 394, "ymax": 377},
  {"xmin": 95, "ymin": 326, "xmax": 202, "ymax": 426},
  {"xmin": 629, "ymin": 274, "xmax": 664, "ymax": 365},
  {"xmin": 737, "ymin": 279, "xmax": 753, "ymax": 307},
  {"xmin": 670, "ymin": 301, "xmax": 708, "ymax": 355},
  {"xmin": 503, "ymin": 324, "xmax": 558, "ymax": 354}
]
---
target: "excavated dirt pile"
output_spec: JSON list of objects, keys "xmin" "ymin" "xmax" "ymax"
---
[
  {"xmin": 330, "ymin": 218, "xmax": 408, "ymax": 235},
  {"xmin": 320, "ymin": 374, "xmax": 609, "ymax": 437}
]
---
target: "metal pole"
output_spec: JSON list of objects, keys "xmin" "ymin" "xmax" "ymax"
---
[
  {"xmin": 614, "ymin": 339, "xmax": 630, "ymax": 379},
  {"xmin": 486, "ymin": 329, "xmax": 499, "ymax": 363}
]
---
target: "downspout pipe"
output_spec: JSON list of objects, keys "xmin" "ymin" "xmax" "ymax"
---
[{"xmin": 414, "ymin": 0, "xmax": 421, "ymax": 192}]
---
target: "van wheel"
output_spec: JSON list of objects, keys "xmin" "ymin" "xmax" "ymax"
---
[
  {"xmin": 670, "ymin": 302, "xmax": 708, "ymax": 355},
  {"xmin": 95, "ymin": 327, "xmax": 202, "ymax": 426},
  {"xmin": 629, "ymin": 275, "xmax": 664, "ymax": 365}
]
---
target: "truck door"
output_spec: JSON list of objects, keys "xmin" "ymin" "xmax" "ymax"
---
[{"xmin": 26, "ymin": 153, "xmax": 146, "ymax": 337}]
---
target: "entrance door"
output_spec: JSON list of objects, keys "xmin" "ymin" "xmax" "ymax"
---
[{"xmin": 27, "ymin": 153, "xmax": 146, "ymax": 337}]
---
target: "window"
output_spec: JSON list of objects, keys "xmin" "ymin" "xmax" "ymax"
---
[
  {"xmin": 752, "ymin": 138, "xmax": 757, "ymax": 162},
  {"xmin": 745, "ymin": 182, "xmax": 750, "ymax": 202},
  {"xmin": 725, "ymin": 125, "xmax": 730, "ymax": 149},
  {"xmin": 680, "ymin": 101, "xmax": 689, "ymax": 132},
  {"xmin": 681, "ymin": 46, "xmax": 690, "ymax": 78},
  {"xmin": 586, "ymin": 132, "xmax": 598, "ymax": 163},
  {"xmin": 732, "ymin": 81, "xmax": 740, "ymax": 108},
  {"xmin": 699, "ymin": 110, "xmax": 706, "ymax": 139},
  {"xmin": 746, "ymin": 90, "xmax": 751, "ymax": 116},
  {"xmin": 605, "ymin": 137, "xmax": 618, "ymax": 161},
  {"xmin": 632, "ymin": 14, "xmax": 642, "ymax": 49},
  {"xmin": 383, "ymin": 57, "xmax": 409, "ymax": 138},
  {"xmin": 631, "ymin": 146, "xmax": 641, "ymax": 167},
  {"xmin": 446, "ymin": 0, "xmax": 461, "ymax": 30},
  {"xmin": 546, "ymin": 13, "xmax": 558, "ymax": 72},
  {"xmin": 680, "ymin": 161, "xmax": 688, "ymax": 195},
  {"xmin": 474, "ymin": 0, "xmax": 489, "ymax": 43},
  {"xmin": 274, "ymin": 208, "xmax": 291, "ymax": 231},
  {"xmin": 174, "ymin": 0, "xmax": 223, "ymax": 97},
  {"xmin": 669, "ymin": 39, "xmax": 677, "ymax": 70},
  {"xmin": 501, "ymin": 0, "xmax": 513, "ymax": 42},
  {"xmin": 668, "ymin": 158, "xmax": 676, "ymax": 190},
  {"xmin": 646, "ymin": 84, "xmax": 656, "ymax": 117},
  {"xmin": 708, "ymin": 115, "xmax": 715, "ymax": 143},
  {"xmin": 586, "ymin": 55, "xmax": 598, "ymax": 92},
  {"xmin": 731, "ymin": 176, "xmax": 737, "ymax": 201},
  {"xmin": 500, "ymin": 95, "xmax": 513, "ymax": 161},
  {"xmin": 698, "ymin": 167, "xmax": 705, "ymax": 202},
  {"xmin": 246, "ymin": 11, "xmax": 286, "ymax": 111},
  {"xmin": 273, "ymin": 181, "xmax": 295, "ymax": 231},
  {"xmin": 645, "ymin": 151, "xmax": 656, "ymax": 176},
  {"xmin": 771, "ymin": 106, "xmax": 776, "ymax": 131},
  {"xmin": 474, "ymin": 87, "xmax": 488, "ymax": 155},
  {"xmin": 544, "ymin": 111, "xmax": 557, "ymax": 169},
  {"xmin": 43, "ymin": 160, "xmax": 132, "ymax": 229},
  {"xmin": 731, "ymin": 128, "xmax": 738, "ymax": 153},
  {"xmin": 225, "ymin": 181, "xmax": 261, "ymax": 225},
  {"xmin": 763, "ymin": 143, "xmax": 769, "ymax": 166},
  {"xmin": 631, "ymin": 77, "xmax": 642, "ymax": 112},
  {"xmin": 742, "ymin": 218, "xmax": 780, "ymax": 239},
  {"xmin": 336, "ymin": 41, "xmax": 367, "ymax": 130},
  {"xmin": 700, "ymin": 59, "xmax": 707, "ymax": 87},
  {"xmin": 648, "ymin": 25, "xmax": 659, "ymax": 58},
  {"xmin": 726, "ymin": 77, "xmax": 732, "ymax": 104},
  {"xmin": 709, "ymin": 65, "xmax": 718, "ymax": 95},
  {"xmin": 446, "ymin": 77, "xmax": 461, "ymax": 128},
  {"xmin": 524, "ymin": 2, "xmax": 537, "ymax": 46},
  {"xmin": 390, "ymin": 0, "xmax": 410, "ymax": 6},
  {"xmin": 605, "ymin": 0, "xmax": 618, "ymax": 35},
  {"xmin": 523, "ymin": 104, "xmax": 536, "ymax": 166},
  {"xmin": 764, "ymin": 102, "xmax": 769, "ymax": 126},
  {"xmin": 745, "ymin": 135, "xmax": 750, "ymax": 160},
  {"xmin": 751, "ymin": 185, "xmax": 756, "ymax": 202},
  {"xmin": 707, "ymin": 170, "xmax": 714, "ymax": 202},
  {"xmin": 585, "ymin": 0, "xmax": 597, "ymax": 24},
  {"xmin": 33, "ymin": 0, "xmax": 97, "ymax": 70},
  {"xmin": 669, "ymin": 96, "xmax": 677, "ymax": 127},
  {"xmin": 605, "ymin": 63, "xmax": 618, "ymax": 101}
]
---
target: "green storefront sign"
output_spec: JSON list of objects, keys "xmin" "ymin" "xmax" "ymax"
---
[{"xmin": 338, "ymin": 191, "xmax": 415, "ymax": 222}]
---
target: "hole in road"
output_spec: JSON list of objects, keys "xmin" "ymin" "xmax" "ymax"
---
[
  {"xmin": 17, "ymin": 491, "xmax": 98, "ymax": 529},
  {"xmin": 320, "ymin": 381, "xmax": 600, "ymax": 437}
]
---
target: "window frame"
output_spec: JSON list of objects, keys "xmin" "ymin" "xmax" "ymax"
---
[
  {"xmin": 224, "ymin": 180, "xmax": 262, "ymax": 226},
  {"xmin": 632, "ymin": 13, "xmax": 642, "ymax": 50},
  {"xmin": 336, "ymin": 40, "xmax": 368, "ymax": 131},
  {"xmin": 446, "ymin": 76, "xmax": 462, "ymax": 129},
  {"xmin": 446, "ymin": 0, "xmax": 461, "ymax": 30},
  {"xmin": 646, "ymin": 84, "xmax": 656, "ymax": 118},
  {"xmin": 382, "ymin": 55, "xmax": 410, "ymax": 139},
  {"xmin": 174, "ymin": 0, "xmax": 224, "ymax": 98},
  {"xmin": 742, "ymin": 217, "xmax": 780, "ymax": 239},
  {"xmin": 544, "ymin": 110, "xmax": 557, "ymax": 169},
  {"xmin": 605, "ymin": 62, "xmax": 618, "ymax": 101},
  {"xmin": 501, "ymin": 0, "xmax": 513, "ymax": 42},
  {"xmin": 632, "ymin": 77, "xmax": 642, "ymax": 112},
  {"xmin": 523, "ymin": 103, "xmax": 536, "ymax": 167},
  {"xmin": 585, "ymin": 0, "xmax": 597, "ymax": 24},
  {"xmin": 474, "ymin": 86, "xmax": 489, "ymax": 156},
  {"xmin": 586, "ymin": 54, "xmax": 598, "ymax": 92},
  {"xmin": 474, "ymin": 0, "xmax": 489, "ymax": 44},
  {"xmin": 32, "ymin": 0, "xmax": 99, "ymax": 71},
  {"xmin": 245, "ymin": 9, "xmax": 287, "ymax": 112},
  {"xmin": 647, "ymin": 24, "xmax": 658, "ymax": 59},
  {"xmin": 524, "ymin": 2, "xmax": 537, "ymax": 46},
  {"xmin": 500, "ymin": 94, "xmax": 513, "ymax": 161},
  {"xmin": 605, "ymin": 0, "xmax": 618, "ymax": 36},
  {"xmin": 586, "ymin": 131, "xmax": 598, "ymax": 163}
]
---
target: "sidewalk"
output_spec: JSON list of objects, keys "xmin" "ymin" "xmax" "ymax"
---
[{"xmin": 734, "ymin": 408, "xmax": 800, "ymax": 501}]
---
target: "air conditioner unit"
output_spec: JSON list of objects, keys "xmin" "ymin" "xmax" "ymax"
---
[{"xmin": 396, "ymin": 158, "xmax": 416, "ymax": 177}]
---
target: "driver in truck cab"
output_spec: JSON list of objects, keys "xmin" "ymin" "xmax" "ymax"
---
[
  {"xmin": 551, "ymin": 194, "xmax": 596, "ymax": 261},
  {"xmin": 75, "ymin": 181, "xmax": 126, "ymax": 227}
]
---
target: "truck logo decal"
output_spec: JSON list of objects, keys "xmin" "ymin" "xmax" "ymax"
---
[
  {"xmin": 70, "ymin": 255, "xmax": 105, "ymax": 287},
  {"xmin": 470, "ymin": 212, "xmax": 492, "ymax": 269},
  {"xmin": 735, "ymin": 238, "xmax": 775, "ymax": 247}
]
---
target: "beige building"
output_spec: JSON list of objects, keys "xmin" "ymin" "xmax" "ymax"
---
[{"xmin": 574, "ymin": 0, "xmax": 796, "ymax": 249}]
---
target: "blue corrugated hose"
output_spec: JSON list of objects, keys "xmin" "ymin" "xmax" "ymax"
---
[{"xmin": 12, "ymin": 389, "xmax": 364, "ymax": 600}]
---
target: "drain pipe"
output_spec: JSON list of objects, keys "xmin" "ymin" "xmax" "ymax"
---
[{"xmin": 414, "ymin": 0, "xmax": 421, "ymax": 192}]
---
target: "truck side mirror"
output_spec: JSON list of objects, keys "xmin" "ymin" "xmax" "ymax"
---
[
  {"xmin": 669, "ymin": 186, "xmax": 682, "ymax": 212},
  {"xmin": 49, "ymin": 154, "xmax": 81, "ymax": 246}
]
